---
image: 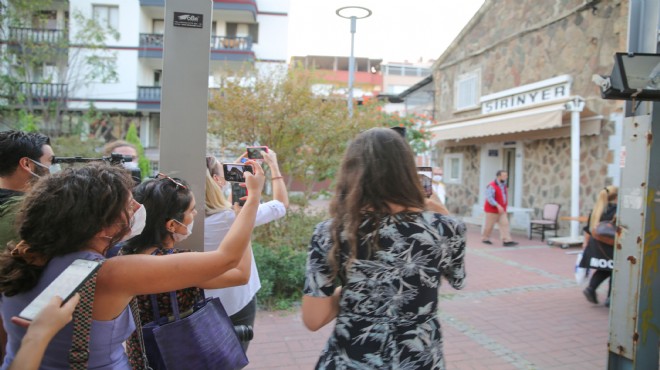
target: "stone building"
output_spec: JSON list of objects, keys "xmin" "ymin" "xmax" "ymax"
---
[{"xmin": 428, "ymin": 0, "xmax": 628, "ymax": 232}]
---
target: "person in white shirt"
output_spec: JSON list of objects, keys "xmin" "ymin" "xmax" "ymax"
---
[
  {"xmin": 204, "ymin": 151, "xmax": 289, "ymax": 351},
  {"xmin": 431, "ymin": 167, "xmax": 446, "ymax": 204}
]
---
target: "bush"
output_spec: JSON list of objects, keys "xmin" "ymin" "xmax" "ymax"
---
[{"xmin": 253, "ymin": 207, "xmax": 327, "ymax": 310}]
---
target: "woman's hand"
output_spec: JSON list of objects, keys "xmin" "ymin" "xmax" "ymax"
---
[
  {"xmin": 243, "ymin": 160, "xmax": 265, "ymax": 200},
  {"xmin": 12, "ymin": 294, "xmax": 80, "ymax": 337},
  {"xmin": 262, "ymin": 149, "xmax": 280, "ymax": 173}
]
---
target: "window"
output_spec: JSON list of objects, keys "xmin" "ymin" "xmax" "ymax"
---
[
  {"xmin": 455, "ymin": 70, "xmax": 480, "ymax": 110},
  {"xmin": 153, "ymin": 19, "xmax": 164, "ymax": 34},
  {"xmin": 93, "ymin": 5, "xmax": 119, "ymax": 30},
  {"xmin": 443, "ymin": 153, "xmax": 463, "ymax": 184},
  {"xmin": 248, "ymin": 23, "xmax": 259, "ymax": 43}
]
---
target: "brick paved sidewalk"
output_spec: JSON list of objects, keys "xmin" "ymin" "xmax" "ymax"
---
[{"xmin": 245, "ymin": 224, "xmax": 610, "ymax": 370}]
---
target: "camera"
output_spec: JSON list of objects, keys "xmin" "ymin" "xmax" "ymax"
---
[
  {"xmin": 233, "ymin": 325, "xmax": 253, "ymax": 341},
  {"xmin": 247, "ymin": 146, "xmax": 268, "ymax": 160},
  {"xmin": 223, "ymin": 163, "xmax": 253, "ymax": 183},
  {"xmin": 52, "ymin": 153, "xmax": 141, "ymax": 186},
  {"xmin": 231, "ymin": 183, "xmax": 247, "ymax": 206}
]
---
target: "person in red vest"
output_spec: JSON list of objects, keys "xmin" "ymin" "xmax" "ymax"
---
[{"xmin": 482, "ymin": 170, "xmax": 518, "ymax": 247}]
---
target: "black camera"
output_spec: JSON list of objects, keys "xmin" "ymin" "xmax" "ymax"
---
[
  {"xmin": 52, "ymin": 153, "xmax": 141, "ymax": 185},
  {"xmin": 233, "ymin": 325, "xmax": 253, "ymax": 342}
]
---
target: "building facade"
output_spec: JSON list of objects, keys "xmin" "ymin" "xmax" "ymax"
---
[
  {"xmin": 427, "ymin": 0, "xmax": 627, "ymax": 230},
  {"xmin": 1, "ymin": 0, "xmax": 289, "ymax": 162}
]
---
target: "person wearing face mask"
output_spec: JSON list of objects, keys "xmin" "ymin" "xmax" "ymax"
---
[
  {"xmin": 0, "ymin": 130, "xmax": 54, "ymax": 361},
  {"xmin": 119, "ymin": 173, "xmax": 255, "ymax": 366},
  {"xmin": 102, "ymin": 140, "xmax": 142, "ymax": 185},
  {"xmin": 431, "ymin": 167, "xmax": 446, "ymax": 205},
  {"xmin": 482, "ymin": 170, "xmax": 518, "ymax": 247},
  {"xmin": 204, "ymin": 152, "xmax": 288, "ymax": 351},
  {"xmin": 0, "ymin": 162, "xmax": 264, "ymax": 369}
]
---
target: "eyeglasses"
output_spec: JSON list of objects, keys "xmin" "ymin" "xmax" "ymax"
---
[{"xmin": 157, "ymin": 173, "xmax": 187, "ymax": 189}]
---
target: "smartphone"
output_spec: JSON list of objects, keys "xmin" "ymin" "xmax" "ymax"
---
[
  {"xmin": 231, "ymin": 183, "xmax": 248, "ymax": 206},
  {"xmin": 19, "ymin": 259, "xmax": 101, "ymax": 321},
  {"xmin": 417, "ymin": 166, "xmax": 433, "ymax": 198},
  {"xmin": 247, "ymin": 146, "xmax": 268, "ymax": 160},
  {"xmin": 222, "ymin": 163, "xmax": 253, "ymax": 183}
]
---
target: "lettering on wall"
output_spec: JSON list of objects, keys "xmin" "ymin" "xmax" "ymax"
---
[{"xmin": 481, "ymin": 80, "xmax": 571, "ymax": 115}]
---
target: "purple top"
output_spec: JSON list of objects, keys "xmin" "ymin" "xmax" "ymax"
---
[{"xmin": 1, "ymin": 250, "xmax": 134, "ymax": 370}]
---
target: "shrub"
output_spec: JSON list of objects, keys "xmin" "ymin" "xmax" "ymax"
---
[{"xmin": 253, "ymin": 206, "xmax": 327, "ymax": 310}]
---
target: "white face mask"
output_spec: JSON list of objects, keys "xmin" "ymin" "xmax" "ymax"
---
[
  {"xmin": 123, "ymin": 161, "xmax": 139, "ymax": 170},
  {"xmin": 172, "ymin": 219, "xmax": 194, "ymax": 242},
  {"xmin": 433, "ymin": 175, "xmax": 443, "ymax": 182},
  {"xmin": 120, "ymin": 204, "xmax": 147, "ymax": 242}
]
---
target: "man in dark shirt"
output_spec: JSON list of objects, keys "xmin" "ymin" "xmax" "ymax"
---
[{"xmin": 0, "ymin": 130, "xmax": 54, "ymax": 249}]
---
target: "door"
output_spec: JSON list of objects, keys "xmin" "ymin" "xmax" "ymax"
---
[{"xmin": 502, "ymin": 148, "xmax": 516, "ymax": 206}]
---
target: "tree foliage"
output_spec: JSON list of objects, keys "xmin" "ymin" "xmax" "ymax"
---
[
  {"xmin": 208, "ymin": 67, "xmax": 432, "ymax": 195},
  {"xmin": 125, "ymin": 122, "xmax": 151, "ymax": 179}
]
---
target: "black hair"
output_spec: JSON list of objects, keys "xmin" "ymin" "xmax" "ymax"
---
[
  {"xmin": 496, "ymin": 169, "xmax": 507, "ymax": 177},
  {"xmin": 122, "ymin": 176, "xmax": 193, "ymax": 254},
  {"xmin": 0, "ymin": 130, "xmax": 51, "ymax": 176}
]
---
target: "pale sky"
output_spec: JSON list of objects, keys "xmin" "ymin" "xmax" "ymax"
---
[{"xmin": 287, "ymin": 0, "xmax": 485, "ymax": 63}]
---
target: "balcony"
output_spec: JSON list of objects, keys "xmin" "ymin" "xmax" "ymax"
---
[
  {"xmin": 137, "ymin": 86, "xmax": 161, "ymax": 111},
  {"xmin": 139, "ymin": 0, "xmax": 164, "ymax": 6},
  {"xmin": 5, "ymin": 83, "xmax": 68, "ymax": 106},
  {"xmin": 8, "ymin": 27, "xmax": 66, "ymax": 44},
  {"xmin": 139, "ymin": 34, "xmax": 254, "ymax": 62},
  {"xmin": 213, "ymin": 0, "xmax": 258, "ymax": 23}
]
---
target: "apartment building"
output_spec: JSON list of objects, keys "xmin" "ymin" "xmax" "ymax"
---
[
  {"xmin": 379, "ymin": 60, "xmax": 433, "ymax": 114},
  {"xmin": 1, "ymin": 0, "xmax": 289, "ymax": 161}
]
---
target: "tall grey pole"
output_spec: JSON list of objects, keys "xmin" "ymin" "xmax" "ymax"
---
[
  {"xmin": 159, "ymin": 0, "xmax": 212, "ymax": 251},
  {"xmin": 348, "ymin": 16, "xmax": 356, "ymax": 118},
  {"xmin": 608, "ymin": 0, "xmax": 660, "ymax": 368}
]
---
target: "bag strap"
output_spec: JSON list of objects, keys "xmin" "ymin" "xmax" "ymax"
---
[
  {"xmin": 69, "ymin": 259, "xmax": 103, "ymax": 369},
  {"xmin": 129, "ymin": 298, "xmax": 153, "ymax": 370}
]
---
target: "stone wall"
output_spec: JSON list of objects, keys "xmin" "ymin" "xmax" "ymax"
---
[{"xmin": 443, "ymin": 145, "xmax": 480, "ymax": 215}]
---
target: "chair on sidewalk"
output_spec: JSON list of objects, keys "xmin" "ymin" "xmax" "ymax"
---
[{"xmin": 529, "ymin": 203, "xmax": 560, "ymax": 241}]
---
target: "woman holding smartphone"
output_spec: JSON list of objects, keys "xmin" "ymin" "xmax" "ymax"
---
[
  {"xmin": 302, "ymin": 128, "xmax": 466, "ymax": 369},
  {"xmin": 119, "ymin": 173, "xmax": 254, "ymax": 365},
  {"xmin": 0, "ymin": 161, "xmax": 264, "ymax": 369},
  {"xmin": 204, "ymin": 151, "xmax": 288, "ymax": 350}
]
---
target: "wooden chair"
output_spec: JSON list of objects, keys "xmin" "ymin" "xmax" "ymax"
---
[{"xmin": 529, "ymin": 203, "xmax": 561, "ymax": 241}]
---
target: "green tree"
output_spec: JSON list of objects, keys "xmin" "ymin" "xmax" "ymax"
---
[{"xmin": 125, "ymin": 123, "xmax": 151, "ymax": 180}]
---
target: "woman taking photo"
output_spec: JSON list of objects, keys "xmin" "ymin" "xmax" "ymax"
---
[
  {"xmin": 120, "ymin": 173, "xmax": 254, "ymax": 364},
  {"xmin": 0, "ymin": 162, "xmax": 264, "ymax": 369},
  {"xmin": 302, "ymin": 128, "xmax": 467, "ymax": 369},
  {"xmin": 204, "ymin": 151, "xmax": 288, "ymax": 350}
]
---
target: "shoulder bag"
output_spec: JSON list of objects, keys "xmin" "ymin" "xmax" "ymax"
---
[{"xmin": 135, "ymin": 290, "xmax": 249, "ymax": 370}]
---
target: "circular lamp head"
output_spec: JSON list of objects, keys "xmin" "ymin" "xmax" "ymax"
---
[{"xmin": 336, "ymin": 6, "xmax": 372, "ymax": 19}]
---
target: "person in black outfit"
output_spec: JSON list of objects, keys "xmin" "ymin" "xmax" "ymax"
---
[{"xmin": 581, "ymin": 185, "xmax": 617, "ymax": 307}]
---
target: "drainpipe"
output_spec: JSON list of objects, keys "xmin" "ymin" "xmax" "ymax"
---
[{"xmin": 565, "ymin": 97, "xmax": 585, "ymax": 238}]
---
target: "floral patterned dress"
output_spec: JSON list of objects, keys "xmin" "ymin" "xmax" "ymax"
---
[{"xmin": 304, "ymin": 211, "xmax": 466, "ymax": 370}]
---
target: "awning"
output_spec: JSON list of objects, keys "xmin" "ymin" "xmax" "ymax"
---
[{"xmin": 429, "ymin": 100, "xmax": 586, "ymax": 143}]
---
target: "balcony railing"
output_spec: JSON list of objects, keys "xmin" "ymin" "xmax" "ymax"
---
[
  {"xmin": 137, "ymin": 86, "xmax": 161, "ymax": 110},
  {"xmin": 18, "ymin": 82, "xmax": 67, "ymax": 100},
  {"xmin": 210, "ymin": 36, "xmax": 252, "ymax": 51},
  {"xmin": 9, "ymin": 27, "xmax": 66, "ymax": 44},
  {"xmin": 140, "ymin": 34, "xmax": 252, "ymax": 51}
]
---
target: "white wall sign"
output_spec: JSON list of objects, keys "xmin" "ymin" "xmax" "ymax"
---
[{"xmin": 481, "ymin": 75, "xmax": 572, "ymax": 115}]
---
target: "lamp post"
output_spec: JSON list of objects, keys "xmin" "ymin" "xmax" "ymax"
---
[{"xmin": 336, "ymin": 6, "xmax": 372, "ymax": 118}]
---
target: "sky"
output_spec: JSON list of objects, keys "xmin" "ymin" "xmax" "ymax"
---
[{"xmin": 287, "ymin": 0, "xmax": 485, "ymax": 64}]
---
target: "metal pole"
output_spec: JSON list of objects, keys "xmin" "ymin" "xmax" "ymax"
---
[
  {"xmin": 566, "ymin": 97, "xmax": 584, "ymax": 238},
  {"xmin": 348, "ymin": 16, "xmax": 356, "ymax": 118}
]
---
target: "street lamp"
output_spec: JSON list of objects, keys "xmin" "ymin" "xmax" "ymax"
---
[{"xmin": 336, "ymin": 6, "xmax": 372, "ymax": 118}]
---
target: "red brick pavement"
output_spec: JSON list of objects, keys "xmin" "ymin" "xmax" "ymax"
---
[{"xmin": 245, "ymin": 224, "xmax": 611, "ymax": 369}]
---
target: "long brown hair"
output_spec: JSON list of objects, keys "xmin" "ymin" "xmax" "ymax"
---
[
  {"xmin": 0, "ymin": 163, "xmax": 133, "ymax": 296},
  {"xmin": 328, "ymin": 128, "xmax": 426, "ymax": 279},
  {"xmin": 589, "ymin": 185, "xmax": 618, "ymax": 231}
]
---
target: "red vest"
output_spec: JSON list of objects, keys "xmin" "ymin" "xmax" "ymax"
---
[{"xmin": 484, "ymin": 180, "xmax": 508, "ymax": 213}]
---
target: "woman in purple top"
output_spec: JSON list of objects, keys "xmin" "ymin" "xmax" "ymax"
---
[{"xmin": 0, "ymin": 162, "xmax": 264, "ymax": 369}]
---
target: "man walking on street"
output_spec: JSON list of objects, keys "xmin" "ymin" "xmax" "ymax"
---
[{"xmin": 482, "ymin": 170, "xmax": 518, "ymax": 247}]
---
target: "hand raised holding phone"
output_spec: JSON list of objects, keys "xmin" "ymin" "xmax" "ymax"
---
[{"xmin": 242, "ymin": 160, "xmax": 265, "ymax": 202}]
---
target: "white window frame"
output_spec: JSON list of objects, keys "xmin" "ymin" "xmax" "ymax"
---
[
  {"xmin": 444, "ymin": 153, "xmax": 464, "ymax": 184},
  {"xmin": 454, "ymin": 69, "xmax": 481, "ymax": 111},
  {"xmin": 92, "ymin": 5, "xmax": 119, "ymax": 30}
]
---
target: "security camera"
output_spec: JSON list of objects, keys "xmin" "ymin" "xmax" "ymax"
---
[{"xmin": 592, "ymin": 74, "xmax": 611, "ymax": 90}]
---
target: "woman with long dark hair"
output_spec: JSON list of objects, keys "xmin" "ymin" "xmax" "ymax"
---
[
  {"xmin": 302, "ymin": 128, "xmax": 466, "ymax": 369},
  {"xmin": 0, "ymin": 162, "xmax": 264, "ymax": 369}
]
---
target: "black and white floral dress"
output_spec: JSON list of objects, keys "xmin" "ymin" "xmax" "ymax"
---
[{"xmin": 304, "ymin": 211, "xmax": 467, "ymax": 370}]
